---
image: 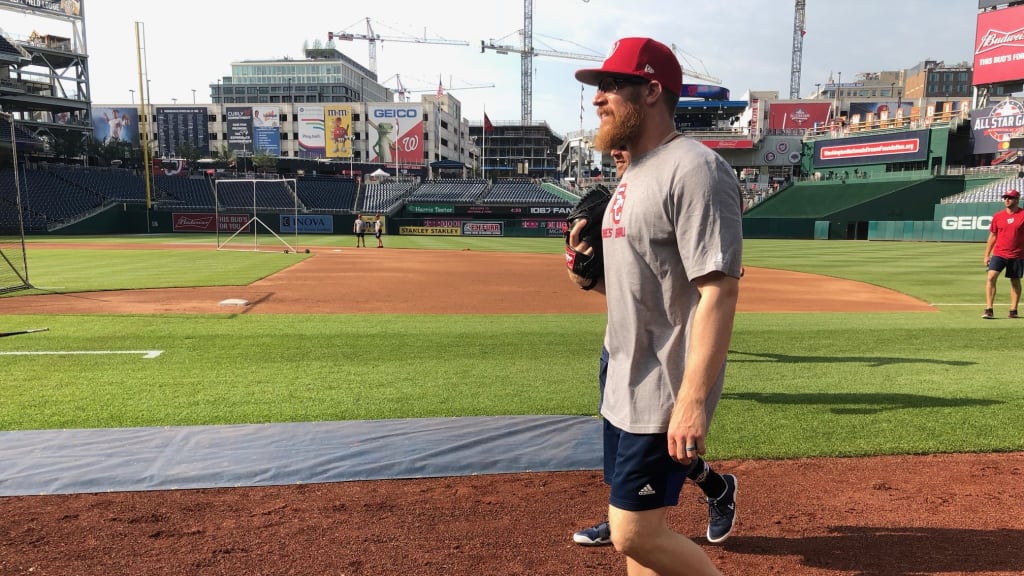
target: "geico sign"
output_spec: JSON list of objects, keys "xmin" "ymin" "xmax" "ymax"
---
[
  {"xmin": 373, "ymin": 108, "xmax": 419, "ymax": 119},
  {"xmin": 941, "ymin": 216, "xmax": 992, "ymax": 230}
]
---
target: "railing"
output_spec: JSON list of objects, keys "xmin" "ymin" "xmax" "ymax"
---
[
  {"xmin": 803, "ymin": 109, "xmax": 970, "ymax": 141},
  {"xmin": 947, "ymin": 165, "xmax": 1022, "ymax": 177}
]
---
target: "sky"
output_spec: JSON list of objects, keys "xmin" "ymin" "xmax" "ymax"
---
[{"xmin": 6, "ymin": 0, "xmax": 983, "ymax": 136}]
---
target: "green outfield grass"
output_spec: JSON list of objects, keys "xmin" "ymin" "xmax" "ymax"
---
[{"xmin": 1, "ymin": 236, "xmax": 1021, "ymax": 461}]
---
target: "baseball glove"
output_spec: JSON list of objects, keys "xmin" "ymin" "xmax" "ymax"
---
[{"xmin": 564, "ymin": 184, "xmax": 612, "ymax": 290}]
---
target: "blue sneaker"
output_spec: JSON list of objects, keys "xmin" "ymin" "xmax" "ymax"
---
[
  {"xmin": 706, "ymin": 474, "xmax": 737, "ymax": 543},
  {"xmin": 572, "ymin": 520, "xmax": 611, "ymax": 546}
]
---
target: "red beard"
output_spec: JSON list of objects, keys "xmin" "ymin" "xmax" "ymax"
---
[{"xmin": 594, "ymin": 98, "xmax": 644, "ymax": 153}]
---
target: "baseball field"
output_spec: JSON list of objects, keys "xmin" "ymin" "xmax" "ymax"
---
[{"xmin": 0, "ymin": 235, "xmax": 1021, "ymax": 575}]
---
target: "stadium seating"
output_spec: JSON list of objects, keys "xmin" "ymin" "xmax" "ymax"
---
[
  {"xmin": 214, "ymin": 179, "xmax": 298, "ymax": 210},
  {"xmin": 0, "ymin": 168, "xmax": 106, "ymax": 227},
  {"xmin": 361, "ymin": 181, "xmax": 418, "ymax": 213},
  {"xmin": 295, "ymin": 176, "xmax": 357, "ymax": 211},
  {"xmin": 406, "ymin": 179, "xmax": 487, "ymax": 203},
  {"xmin": 51, "ymin": 167, "xmax": 147, "ymax": 203},
  {"xmin": 943, "ymin": 177, "xmax": 1024, "ymax": 204},
  {"xmin": 480, "ymin": 178, "xmax": 571, "ymax": 205},
  {"xmin": 155, "ymin": 176, "xmax": 216, "ymax": 208}
]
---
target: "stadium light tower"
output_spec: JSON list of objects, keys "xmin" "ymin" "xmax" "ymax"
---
[{"xmin": 790, "ymin": 0, "xmax": 806, "ymax": 99}]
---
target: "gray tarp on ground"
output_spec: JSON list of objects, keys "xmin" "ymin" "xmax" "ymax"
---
[{"xmin": 0, "ymin": 415, "xmax": 603, "ymax": 496}]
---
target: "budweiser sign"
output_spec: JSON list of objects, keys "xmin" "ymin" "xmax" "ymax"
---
[
  {"xmin": 976, "ymin": 27, "xmax": 1024, "ymax": 55},
  {"xmin": 172, "ymin": 212, "xmax": 250, "ymax": 233},
  {"xmin": 175, "ymin": 215, "xmax": 214, "ymax": 229},
  {"xmin": 974, "ymin": 5, "xmax": 1024, "ymax": 86}
]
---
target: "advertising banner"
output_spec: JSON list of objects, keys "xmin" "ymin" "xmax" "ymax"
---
[
  {"xmin": 324, "ymin": 105, "xmax": 353, "ymax": 158},
  {"xmin": 366, "ymin": 104, "xmax": 423, "ymax": 164},
  {"xmin": 766, "ymin": 102, "xmax": 832, "ymax": 132},
  {"xmin": 701, "ymin": 140, "xmax": 754, "ymax": 149},
  {"xmin": 280, "ymin": 214, "xmax": 334, "ymax": 234},
  {"xmin": 406, "ymin": 203, "xmax": 455, "ymax": 214},
  {"xmin": 521, "ymin": 219, "xmax": 568, "ymax": 236},
  {"xmin": 680, "ymin": 84, "xmax": 730, "ymax": 100},
  {"xmin": 251, "ymin": 106, "xmax": 281, "ymax": 156},
  {"xmin": 156, "ymin": 107, "xmax": 209, "ymax": 157},
  {"xmin": 974, "ymin": 4, "xmax": 1024, "ymax": 85},
  {"xmin": 400, "ymin": 226, "xmax": 461, "ymax": 236},
  {"xmin": 848, "ymin": 102, "xmax": 913, "ymax": 123},
  {"xmin": 153, "ymin": 158, "xmax": 188, "ymax": 176},
  {"xmin": 297, "ymin": 105, "xmax": 325, "ymax": 158},
  {"xmin": 971, "ymin": 99, "xmax": 1024, "ymax": 154},
  {"xmin": 812, "ymin": 130, "xmax": 930, "ymax": 168},
  {"xmin": 0, "ymin": 0, "xmax": 81, "ymax": 18},
  {"xmin": 172, "ymin": 212, "xmax": 250, "ymax": 233},
  {"xmin": 225, "ymin": 107, "xmax": 253, "ymax": 155},
  {"xmin": 91, "ymin": 107, "xmax": 139, "ymax": 147},
  {"xmin": 462, "ymin": 221, "xmax": 503, "ymax": 236}
]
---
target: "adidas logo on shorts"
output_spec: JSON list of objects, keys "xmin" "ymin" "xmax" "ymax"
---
[{"xmin": 638, "ymin": 484, "xmax": 656, "ymax": 496}]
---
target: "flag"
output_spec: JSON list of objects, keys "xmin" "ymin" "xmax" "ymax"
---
[
  {"xmin": 483, "ymin": 112, "xmax": 494, "ymax": 133},
  {"xmin": 437, "ymin": 76, "xmax": 444, "ymax": 98}
]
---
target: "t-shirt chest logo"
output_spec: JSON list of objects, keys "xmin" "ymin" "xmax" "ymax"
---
[
  {"xmin": 611, "ymin": 183, "xmax": 627, "ymax": 224},
  {"xmin": 1010, "ymin": 217, "xmax": 1016, "ymax": 224},
  {"xmin": 603, "ymin": 183, "xmax": 628, "ymax": 240}
]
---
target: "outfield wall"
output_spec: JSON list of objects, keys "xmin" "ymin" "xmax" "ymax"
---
[
  {"xmin": 868, "ymin": 202, "xmax": 1001, "ymax": 242},
  {"xmin": 49, "ymin": 200, "xmax": 1004, "ymax": 243},
  {"xmin": 49, "ymin": 207, "xmax": 569, "ymax": 238}
]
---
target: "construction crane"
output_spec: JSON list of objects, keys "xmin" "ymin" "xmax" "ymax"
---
[
  {"xmin": 790, "ymin": 0, "xmax": 807, "ymax": 99},
  {"xmin": 481, "ymin": 1, "xmax": 721, "ymax": 124},
  {"xmin": 328, "ymin": 17, "xmax": 469, "ymax": 75},
  {"xmin": 383, "ymin": 74, "xmax": 495, "ymax": 102}
]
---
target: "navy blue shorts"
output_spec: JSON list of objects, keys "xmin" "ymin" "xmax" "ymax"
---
[
  {"xmin": 988, "ymin": 256, "xmax": 1024, "ymax": 279},
  {"xmin": 603, "ymin": 418, "xmax": 698, "ymax": 511}
]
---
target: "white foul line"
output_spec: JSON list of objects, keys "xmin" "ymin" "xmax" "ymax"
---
[{"xmin": 0, "ymin": 350, "xmax": 163, "ymax": 359}]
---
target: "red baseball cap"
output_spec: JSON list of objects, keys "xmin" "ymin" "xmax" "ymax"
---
[
  {"xmin": 1003, "ymin": 189, "xmax": 1020, "ymax": 199},
  {"xmin": 575, "ymin": 37, "xmax": 682, "ymax": 99}
]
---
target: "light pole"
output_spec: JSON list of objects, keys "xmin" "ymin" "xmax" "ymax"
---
[
  {"xmin": 171, "ymin": 98, "xmax": 177, "ymax": 105},
  {"xmin": 129, "ymin": 89, "xmax": 135, "ymax": 104},
  {"xmin": 836, "ymin": 71, "xmax": 842, "ymax": 114},
  {"xmin": 814, "ymin": 83, "xmax": 820, "ymax": 99},
  {"xmin": 191, "ymin": 89, "xmax": 196, "ymax": 104}
]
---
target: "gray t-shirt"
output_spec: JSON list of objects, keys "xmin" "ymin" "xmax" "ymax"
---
[{"xmin": 600, "ymin": 135, "xmax": 743, "ymax": 434}]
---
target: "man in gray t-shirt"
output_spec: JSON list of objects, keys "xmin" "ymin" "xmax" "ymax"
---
[
  {"xmin": 569, "ymin": 36, "xmax": 742, "ymax": 576},
  {"xmin": 600, "ymin": 135, "xmax": 742, "ymax": 434}
]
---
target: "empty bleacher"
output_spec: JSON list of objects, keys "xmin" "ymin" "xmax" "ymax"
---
[
  {"xmin": 361, "ymin": 181, "xmax": 417, "ymax": 213},
  {"xmin": 942, "ymin": 176, "xmax": 1024, "ymax": 204},
  {"xmin": 295, "ymin": 176, "xmax": 357, "ymax": 211},
  {"xmin": 0, "ymin": 168, "xmax": 106, "ymax": 227},
  {"xmin": 0, "ymin": 115, "xmax": 41, "ymax": 147},
  {"xmin": 480, "ymin": 178, "xmax": 571, "ymax": 205},
  {"xmin": 155, "ymin": 176, "xmax": 216, "ymax": 209},
  {"xmin": 51, "ymin": 166, "xmax": 147, "ymax": 203},
  {"xmin": 406, "ymin": 178, "xmax": 488, "ymax": 203},
  {"xmin": 214, "ymin": 179, "xmax": 298, "ymax": 210}
]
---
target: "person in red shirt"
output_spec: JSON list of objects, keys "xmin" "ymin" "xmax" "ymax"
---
[{"xmin": 983, "ymin": 189, "xmax": 1024, "ymax": 319}]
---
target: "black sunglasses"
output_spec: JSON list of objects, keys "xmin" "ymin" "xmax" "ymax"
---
[{"xmin": 597, "ymin": 76, "xmax": 649, "ymax": 94}]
